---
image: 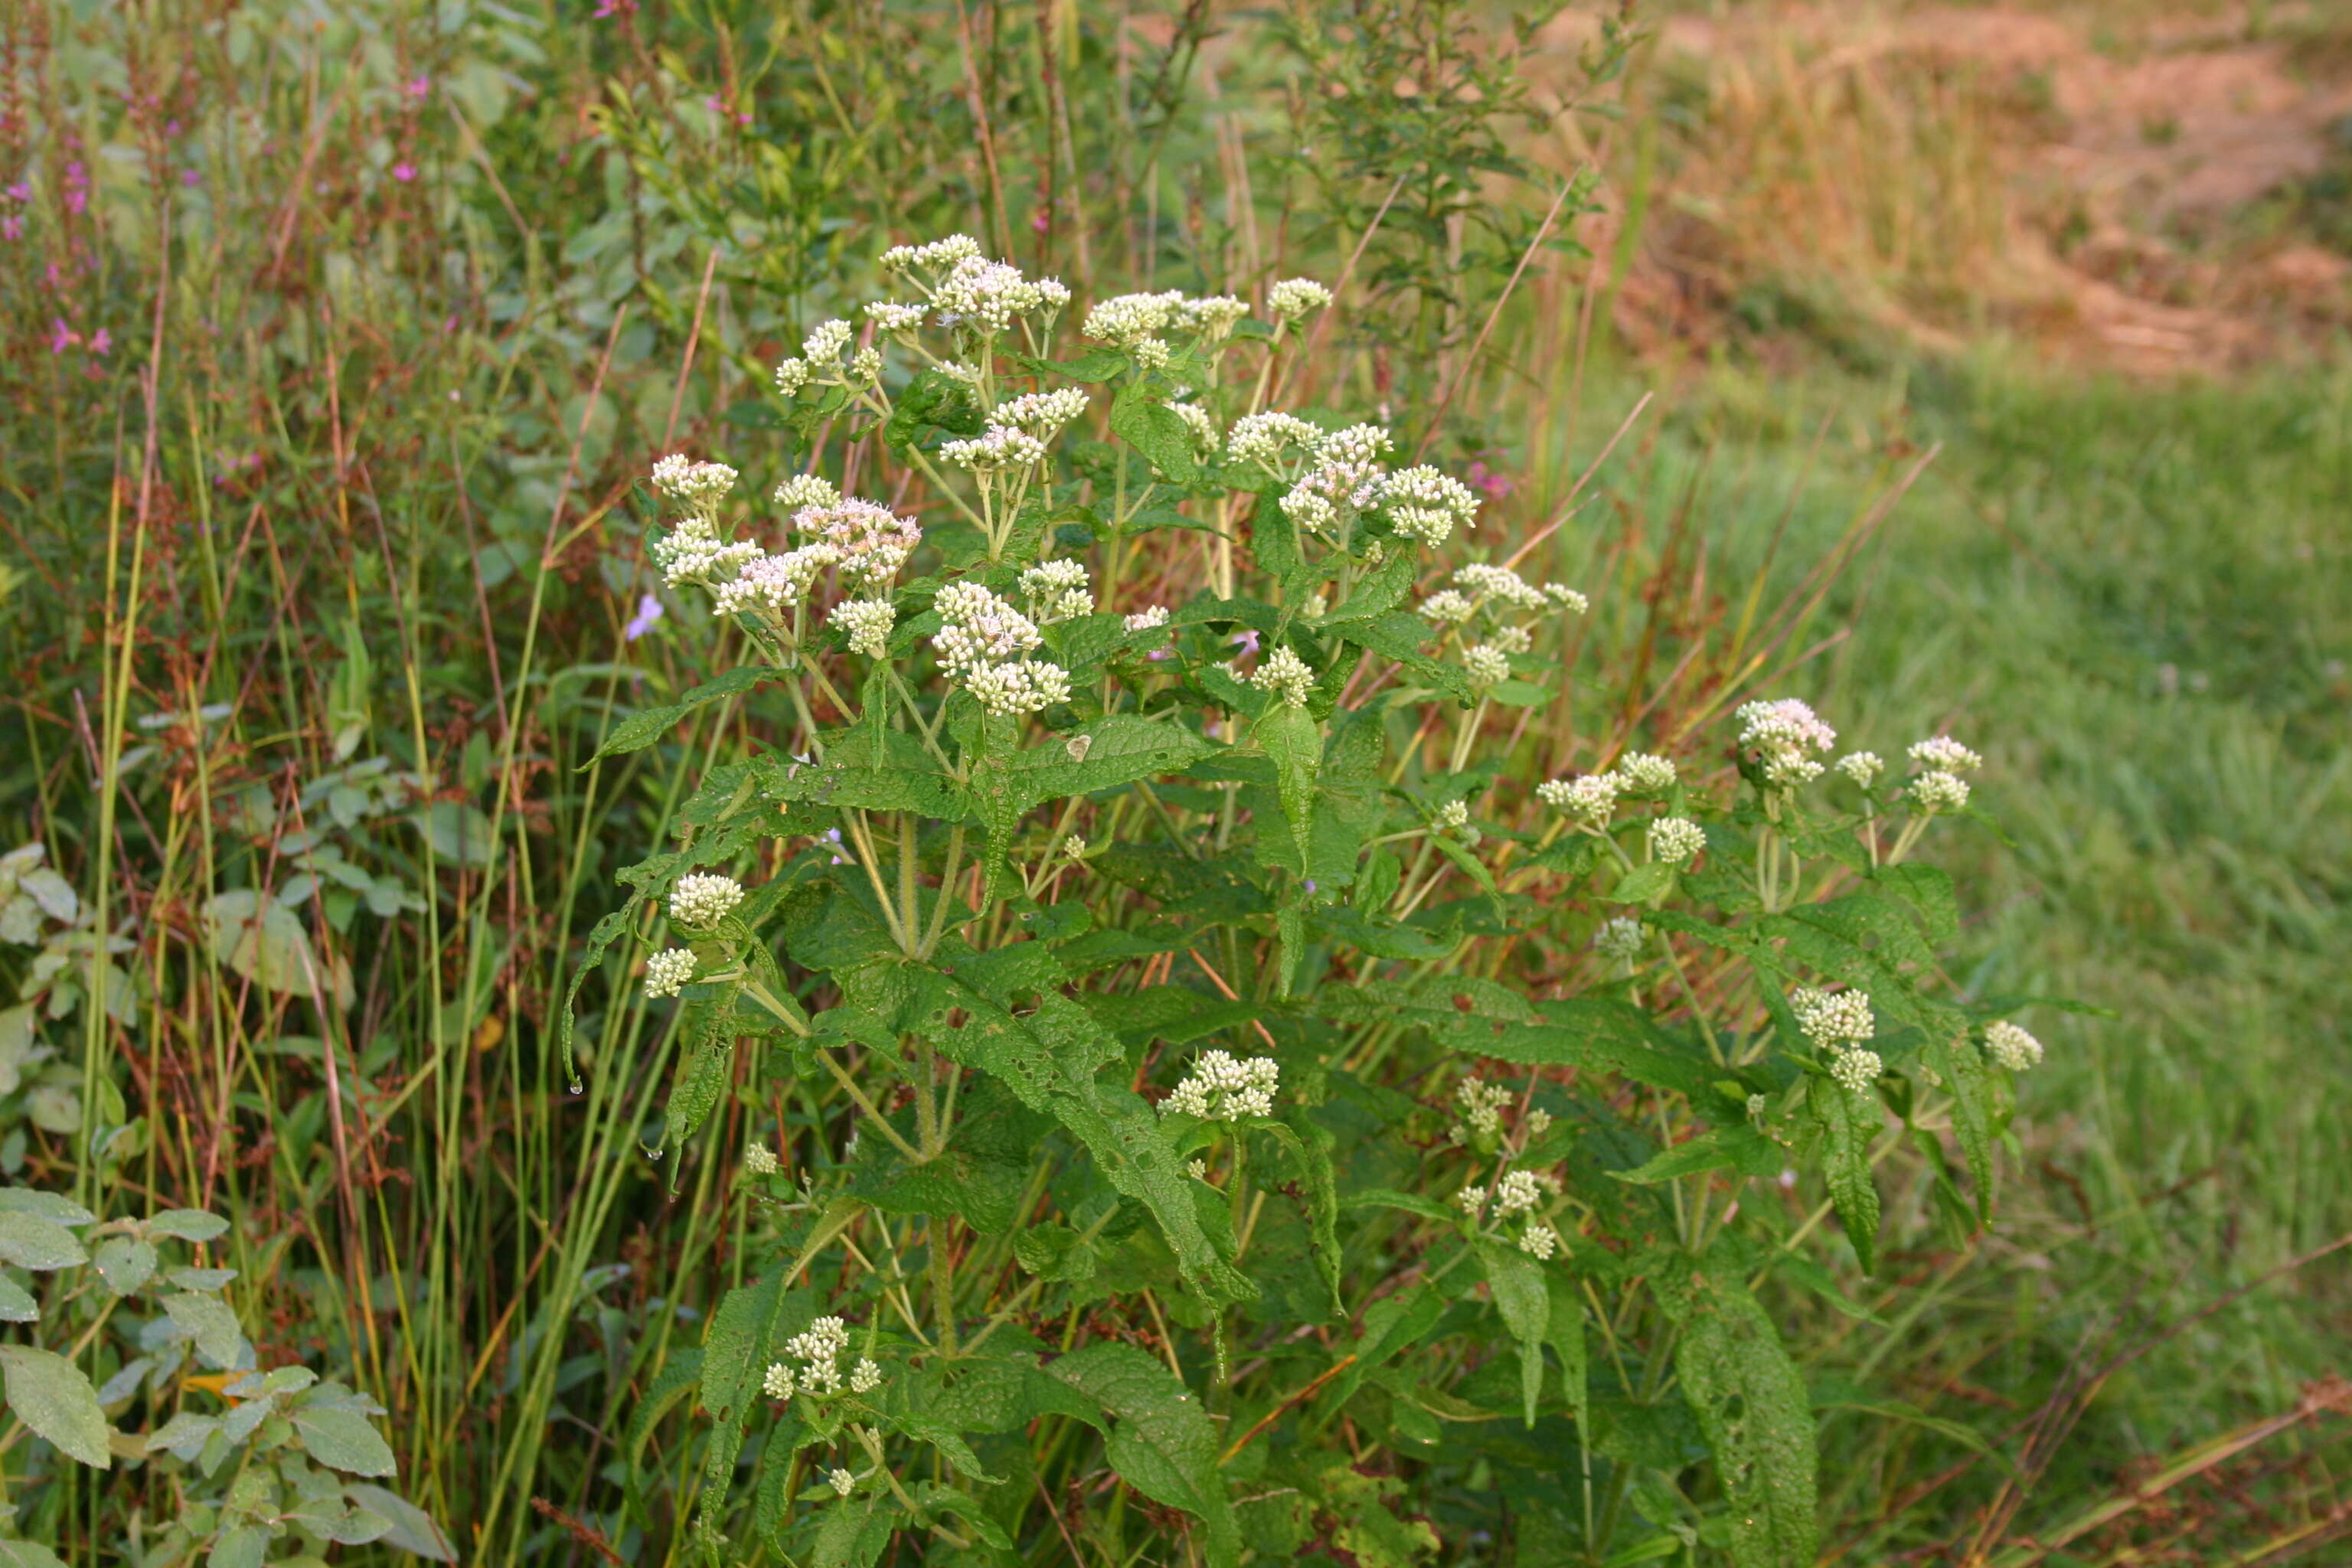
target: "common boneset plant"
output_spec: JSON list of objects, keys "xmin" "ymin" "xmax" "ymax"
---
[{"xmin": 570, "ymin": 237, "xmax": 2053, "ymax": 1567}]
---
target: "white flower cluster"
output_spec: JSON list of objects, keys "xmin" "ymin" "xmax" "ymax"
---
[
  {"xmin": 1123, "ymin": 604, "xmax": 1170, "ymax": 632},
  {"xmin": 1171, "ymin": 401, "xmax": 1220, "ymax": 452},
  {"xmin": 879, "ymin": 235, "xmax": 1070, "ymax": 338},
  {"xmin": 773, "ymin": 318, "xmax": 880, "ymax": 397},
  {"xmin": 1435, "ymin": 799, "xmax": 1470, "ymax": 833},
  {"xmin": 1455, "ymin": 1168, "xmax": 1564, "ymax": 1257},
  {"xmin": 829, "ymin": 598, "xmax": 897, "ymax": 658},
  {"xmin": 760, "ymin": 1315, "xmax": 882, "ymax": 1405},
  {"xmin": 792, "ymin": 498, "xmax": 921, "ymax": 585},
  {"xmin": 670, "ymin": 873, "xmax": 744, "ymax": 929},
  {"xmin": 932, "ymin": 583, "xmax": 1070, "ymax": 717},
  {"xmin": 710, "ymin": 545, "xmax": 838, "ymax": 615},
  {"xmin": 1159, "ymin": 1050, "xmax": 1279, "ymax": 1122},
  {"xmin": 826, "ymin": 1467, "xmax": 857, "ymax": 1498},
  {"xmin": 864, "ymin": 300, "xmax": 926, "ymax": 335},
  {"xmin": 742, "ymin": 1141, "xmax": 780, "ymax": 1176},
  {"xmin": 1377, "ymin": 466, "xmax": 1480, "ymax": 548},
  {"xmin": 648, "ymin": 459, "xmax": 761, "ymax": 589},
  {"xmin": 1250, "ymin": 646, "xmax": 1315, "ymax": 708},
  {"xmin": 995, "ymin": 387, "xmax": 1092, "ymax": 436},
  {"xmin": 1226, "ymin": 412, "xmax": 1327, "ymax": 475},
  {"xmin": 1538, "ymin": 772, "xmax": 1620, "ymax": 827},
  {"xmin": 1463, "ymin": 644, "xmax": 1511, "ymax": 687},
  {"xmin": 1592, "ymin": 916, "xmax": 1644, "ymax": 961},
  {"xmin": 1279, "ymin": 423, "xmax": 1391, "ymax": 539},
  {"xmin": 1019, "ymin": 559, "xmax": 1093, "ymax": 623},
  {"xmin": 1793, "ymin": 986, "xmax": 1881, "ymax": 1095},
  {"xmin": 1737, "ymin": 697, "xmax": 1839, "ymax": 789},
  {"xmin": 941, "ymin": 425, "xmax": 1050, "ymax": 472},
  {"xmin": 1615, "ymin": 753, "xmax": 1677, "ymax": 795},
  {"xmin": 1417, "ymin": 590, "xmax": 1475, "ymax": 624},
  {"xmin": 1457, "ymin": 1076, "xmax": 1512, "ymax": 1138},
  {"xmin": 651, "ymin": 456, "xmax": 739, "ymax": 505},
  {"xmin": 645, "ymin": 947, "xmax": 697, "ymax": 999},
  {"xmin": 1648, "ymin": 816, "xmax": 1705, "ymax": 867},
  {"xmin": 1452, "ymin": 564, "xmax": 1546, "ymax": 614},
  {"xmin": 1837, "ymin": 751, "xmax": 1885, "ymax": 789},
  {"xmin": 1906, "ymin": 733, "xmax": 1982, "ymax": 815},
  {"xmin": 1984, "ymin": 1019, "xmax": 2044, "ymax": 1072},
  {"xmin": 773, "ymin": 473, "xmax": 842, "ymax": 512},
  {"xmin": 1268, "ymin": 277, "xmax": 1332, "ymax": 321}
]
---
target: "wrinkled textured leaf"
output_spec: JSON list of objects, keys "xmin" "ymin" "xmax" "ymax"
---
[
  {"xmin": 585, "ymin": 666, "xmax": 766, "ymax": 764},
  {"xmin": 0, "ymin": 1345, "xmax": 111, "ymax": 1469},
  {"xmin": 1046, "ymin": 1344, "xmax": 1238, "ymax": 1567},
  {"xmin": 0, "ymin": 1213, "xmax": 87, "ymax": 1272},
  {"xmin": 292, "ymin": 1404, "xmax": 398, "ymax": 1476},
  {"xmin": 1656, "ymin": 1260, "xmax": 1819, "ymax": 1568},
  {"xmin": 1807, "ymin": 1076, "xmax": 1883, "ymax": 1276}
]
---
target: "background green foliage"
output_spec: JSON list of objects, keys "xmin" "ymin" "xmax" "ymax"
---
[{"xmin": 2, "ymin": 0, "xmax": 2347, "ymax": 1562}]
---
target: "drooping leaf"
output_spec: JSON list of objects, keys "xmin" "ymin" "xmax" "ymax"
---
[
  {"xmin": 1806, "ymin": 1076, "xmax": 1883, "ymax": 1276},
  {"xmin": 1255, "ymin": 704, "xmax": 1321, "ymax": 878},
  {"xmin": 162, "ymin": 1292, "xmax": 247, "ymax": 1369},
  {"xmin": 1655, "ymin": 1259, "xmax": 1819, "ymax": 1568},
  {"xmin": 1474, "ymin": 1240, "xmax": 1550, "ymax": 1427},
  {"xmin": 1926, "ymin": 1032, "xmax": 1998, "ymax": 1222},
  {"xmin": 583, "ymin": 666, "xmax": 766, "ymax": 765},
  {"xmin": 0, "ymin": 1345, "xmax": 111, "ymax": 1469},
  {"xmin": 1045, "ymin": 1344, "xmax": 1239, "ymax": 1568}
]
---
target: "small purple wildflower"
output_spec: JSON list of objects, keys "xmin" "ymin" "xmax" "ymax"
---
[
  {"xmin": 89, "ymin": 328, "xmax": 110, "ymax": 356},
  {"xmin": 392, "ymin": 162, "xmax": 416, "ymax": 183},
  {"xmin": 1230, "ymin": 629, "xmax": 1262, "ymax": 658},
  {"xmin": 623, "ymin": 593, "xmax": 665, "ymax": 641}
]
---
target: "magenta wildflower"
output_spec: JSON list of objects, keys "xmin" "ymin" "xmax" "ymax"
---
[{"xmin": 392, "ymin": 162, "xmax": 416, "ymax": 182}]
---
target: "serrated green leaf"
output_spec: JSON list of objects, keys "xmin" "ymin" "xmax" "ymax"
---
[
  {"xmin": 1926, "ymin": 1033, "xmax": 1998, "ymax": 1223},
  {"xmin": 1109, "ymin": 394, "xmax": 1198, "ymax": 482},
  {"xmin": 1608, "ymin": 861, "xmax": 1677, "ymax": 906},
  {"xmin": 1474, "ymin": 1240, "xmax": 1550, "ymax": 1427},
  {"xmin": 1256, "ymin": 703, "xmax": 1321, "ymax": 877},
  {"xmin": 583, "ymin": 666, "xmax": 765, "ymax": 766},
  {"xmin": 0, "ymin": 1345, "xmax": 111, "ymax": 1469},
  {"xmin": 1046, "ymin": 1344, "xmax": 1238, "ymax": 1567},
  {"xmin": 1807, "ymin": 1076, "xmax": 1883, "ymax": 1276},
  {"xmin": 1655, "ymin": 1261, "xmax": 1818, "ymax": 1568}
]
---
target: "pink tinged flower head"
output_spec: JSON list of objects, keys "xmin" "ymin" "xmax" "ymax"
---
[
  {"xmin": 2, "ymin": 217, "xmax": 20, "ymax": 242},
  {"xmin": 48, "ymin": 318, "xmax": 76, "ymax": 354},
  {"xmin": 393, "ymin": 162, "xmax": 416, "ymax": 183},
  {"xmin": 405, "ymin": 75, "xmax": 431, "ymax": 100},
  {"xmin": 89, "ymin": 328, "xmax": 110, "ymax": 355}
]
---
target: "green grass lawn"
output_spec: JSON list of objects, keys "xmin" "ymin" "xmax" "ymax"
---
[{"xmin": 1596, "ymin": 354, "xmax": 2352, "ymax": 1547}]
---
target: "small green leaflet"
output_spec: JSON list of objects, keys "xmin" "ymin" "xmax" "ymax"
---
[{"xmin": 1474, "ymin": 1240, "xmax": 1550, "ymax": 1427}]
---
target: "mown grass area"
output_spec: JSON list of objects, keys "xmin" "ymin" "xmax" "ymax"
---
[
  {"xmin": 1595, "ymin": 354, "xmax": 2352, "ymax": 1549},
  {"xmin": 4, "ymin": 0, "xmax": 2349, "ymax": 1559}
]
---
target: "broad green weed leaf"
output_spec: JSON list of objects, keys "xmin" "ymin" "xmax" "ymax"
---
[
  {"xmin": 1047, "ymin": 1344, "xmax": 1239, "ymax": 1567},
  {"xmin": 0, "ymin": 1278, "xmax": 36, "ymax": 1322},
  {"xmin": 1926, "ymin": 1032, "xmax": 1998, "ymax": 1221},
  {"xmin": 1656, "ymin": 1260, "xmax": 1819, "ymax": 1568},
  {"xmin": 0, "ymin": 1345, "xmax": 111, "ymax": 1468},
  {"xmin": 163, "ymin": 1292, "xmax": 247, "ymax": 1368},
  {"xmin": 0, "ymin": 1213, "xmax": 86, "ymax": 1272},
  {"xmin": 291, "ymin": 1405, "xmax": 398, "ymax": 1476}
]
